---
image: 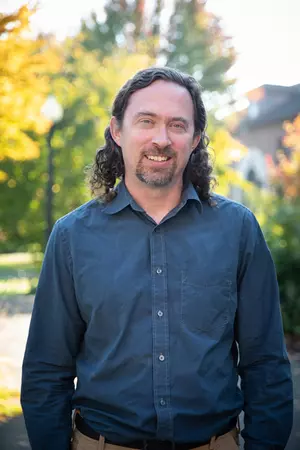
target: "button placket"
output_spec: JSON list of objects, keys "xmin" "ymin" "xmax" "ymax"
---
[{"xmin": 150, "ymin": 227, "xmax": 172, "ymax": 439}]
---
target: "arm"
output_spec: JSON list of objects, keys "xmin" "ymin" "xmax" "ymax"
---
[
  {"xmin": 21, "ymin": 220, "xmax": 85, "ymax": 450},
  {"xmin": 236, "ymin": 209, "xmax": 293, "ymax": 450}
]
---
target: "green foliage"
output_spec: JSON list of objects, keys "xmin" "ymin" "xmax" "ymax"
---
[
  {"xmin": 80, "ymin": 3, "xmax": 134, "ymax": 56},
  {"xmin": 165, "ymin": 0, "xmax": 235, "ymax": 92},
  {"xmin": 0, "ymin": 156, "xmax": 44, "ymax": 252},
  {"xmin": 263, "ymin": 197, "xmax": 300, "ymax": 336},
  {"xmin": 260, "ymin": 116, "xmax": 300, "ymax": 337},
  {"xmin": 80, "ymin": 0, "xmax": 236, "ymax": 95}
]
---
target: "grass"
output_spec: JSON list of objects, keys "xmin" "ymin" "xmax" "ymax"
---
[
  {"xmin": 0, "ymin": 277, "xmax": 38, "ymax": 295},
  {"xmin": 0, "ymin": 253, "xmax": 42, "ymax": 266},
  {"xmin": 0, "ymin": 388, "xmax": 22, "ymax": 421},
  {"xmin": 0, "ymin": 253, "xmax": 41, "ymax": 296}
]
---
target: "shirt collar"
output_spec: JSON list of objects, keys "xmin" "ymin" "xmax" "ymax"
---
[
  {"xmin": 102, "ymin": 180, "xmax": 131, "ymax": 215},
  {"xmin": 181, "ymin": 182, "xmax": 202, "ymax": 211},
  {"xmin": 102, "ymin": 180, "xmax": 203, "ymax": 215}
]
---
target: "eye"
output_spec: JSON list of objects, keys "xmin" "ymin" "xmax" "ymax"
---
[
  {"xmin": 171, "ymin": 122, "xmax": 186, "ymax": 130},
  {"xmin": 138, "ymin": 118, "xmax": 154, "ymax": 127}
]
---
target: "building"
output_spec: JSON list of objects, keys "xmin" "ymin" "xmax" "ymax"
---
[{"xmin": 231, "ymin": 83, "xmax": 300, "ymax": 200}]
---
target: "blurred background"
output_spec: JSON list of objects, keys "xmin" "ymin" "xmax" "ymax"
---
[{"xmin": 0, "ymin": 0, "xmax": 299, "ymax": 448}]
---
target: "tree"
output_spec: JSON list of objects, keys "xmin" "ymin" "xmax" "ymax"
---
[
  {"xmin": 208, "ymin": 126, "xmax": 249, "ymax": 197},
  {"xmin": 262, "ymin": 115, "xmax": 300, "ymax": 339},
  {"xmin": 0, "ymin": 5, "xmax": 61, "ymax": 252},
  {"xmin": 80, "ymin": 0, "xmax": 236, "ymax": 96},
  {"xmin": 0, "ymin": 6, "xmax": 60, "ymax": 168},
  {"xmin": 80, "ymin": 1, "xmax": 138, "ymax": 56},
  {"xmin": 164, "ymin": 0, "xmax": 235, "ymax": 93},
  {"xmin": 267, "ymin": 115, "xmax": 300, "ymax": 199}
]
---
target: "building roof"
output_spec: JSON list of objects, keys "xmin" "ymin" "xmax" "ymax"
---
[{"xmin": 235, "ymin": 83, "xmax": 300, "ymax": 135}]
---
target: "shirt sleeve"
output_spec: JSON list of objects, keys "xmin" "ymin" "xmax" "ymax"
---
[
  {"xmin": 21, "ymin": 219, "xmax": 86, "ymax": 450},
  {"xmin": 236, "ymin": 208, "xmax": 293, "ymax": 450}
]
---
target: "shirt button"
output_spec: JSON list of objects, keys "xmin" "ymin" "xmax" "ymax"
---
[
  {"xmin": 157, "ymin": 310, "xmax": 163, "ymax": 317},
  {"xmin": 160, "ymin": 398, "xmax": 166, "ymax": 406},
  {"xmin": 156, "ymin": 267, "xmax": 162, "ymax": 274},
  {"xmin": 159, "ymin": 354, "xmax": 165, "ymax": 361}
]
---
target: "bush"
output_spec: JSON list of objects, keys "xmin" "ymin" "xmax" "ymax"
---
[{"xmin": 263, "ymin": 198, "xmax": 300, "ymax": 337}]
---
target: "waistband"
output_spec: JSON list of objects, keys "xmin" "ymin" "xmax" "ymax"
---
[{"xmin": 74, "ymin": 413, "xmax": 238, "ymax": 450}]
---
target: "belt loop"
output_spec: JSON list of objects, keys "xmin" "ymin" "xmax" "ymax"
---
[
  {"xmin": 209, "ymin": 435, "xmax": 216, "ymax": 450},
  {"xmin": 72, "ymin": 409, "xmax": 79, "ymax": 431},
  {"xmin": 237, "ymin": 416, "xmax": 241, "ymax": 434},
  {"xmin": 97, "ymin": 435, "xmax": 105, "ymax": 450}
]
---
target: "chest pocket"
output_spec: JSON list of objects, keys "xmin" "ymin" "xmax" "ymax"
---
[{"xmin": 180, "ymin": 271, "xmax": 234, "ymax": 337}]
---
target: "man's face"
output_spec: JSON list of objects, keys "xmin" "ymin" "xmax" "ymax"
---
[{"xmin": 110, "ymin": 80, "xmax": 200, "ymax": 189}]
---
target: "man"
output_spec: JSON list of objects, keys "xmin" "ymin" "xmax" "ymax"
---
[{"xmin": 21, "ymin": 67, "xmax": 293, "ymax": 450}]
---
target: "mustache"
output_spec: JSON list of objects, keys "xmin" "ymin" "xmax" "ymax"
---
[{"xmin": 142, "ymin": 146, "xmax": 176, "ymax": 158}]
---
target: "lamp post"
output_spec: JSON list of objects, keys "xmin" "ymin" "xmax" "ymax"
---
[{"xmin": 41, "ymin": 95, "xmax": 63, "ymax": 244}]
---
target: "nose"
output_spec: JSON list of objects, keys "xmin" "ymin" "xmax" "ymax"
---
[{"xmin": 152, "ymin": 126, "xmax": 171, "ymax": 149}]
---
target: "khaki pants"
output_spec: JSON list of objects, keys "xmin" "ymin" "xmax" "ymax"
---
[{"xmin": 71, "ymin": 427, "xmax": 239, "ymax": 450}]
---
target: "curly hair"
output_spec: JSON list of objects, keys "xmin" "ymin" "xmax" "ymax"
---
[{"xmin": 87, "ymin": 66, "xmax": 215, "ymax": 204}]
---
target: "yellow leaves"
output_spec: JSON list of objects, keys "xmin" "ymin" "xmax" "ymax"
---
[
  {"xmin": 210, "ymin": 128, "xmax": 247, "ymax": 164},
  {"xmin": 0, "ymin": 171, "xmax": 8, "ymax": 183},
  {"xmin": 271, "ymin": 115, "xmax": 300, "ymax": 199},
  {"xmin": 216, "ymin": 167, "xmax": 252, "ymax": 197},
  {"xmin": 0, "ymin": 6, "xmax": 62, "ymax": 163},
  {"xmin": 283, "ymin": 115, "xmax": 300, "ymax": 152},
  {"xmin": 209, "ymin": 127, "xmax": 250, "ymax": 196},
  {"xmin": 272, "ymin": 224, "xmax": 284, "ymax": 237},
  {"xmin": 0, "ymin": 126, "xmax": 40, "ymax": 161},
  {"xmin": 0, "ymin": 5, "xmax": 31, "ymax": 36}
]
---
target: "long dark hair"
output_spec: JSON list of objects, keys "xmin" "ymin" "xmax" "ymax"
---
[{"xmin": 87, "ymin": 66, "xmax": 215, "ymax": 203}]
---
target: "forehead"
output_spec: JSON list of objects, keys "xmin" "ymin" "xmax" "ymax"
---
[{"xmin": 124, "ymin": 80, "xmax": 194, "ymax": 120}]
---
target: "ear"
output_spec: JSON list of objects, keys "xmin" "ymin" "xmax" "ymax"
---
[
  {"xmin": 192, "ymin": 133, "xmax": 201, "ymax": 151},
  {"xmin": 110, "ymin": 116, "xmax": 122, "ymax": 147}
]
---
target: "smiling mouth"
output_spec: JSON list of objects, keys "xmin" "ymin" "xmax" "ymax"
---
[{"xmin": 145, "ymin": 155, "xmax": 171, "ymax": 162}]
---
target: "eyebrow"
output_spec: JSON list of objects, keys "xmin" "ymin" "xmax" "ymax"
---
[{"xmin": 134, "ymin": 111, "xmax": 190, "ymax": 127}]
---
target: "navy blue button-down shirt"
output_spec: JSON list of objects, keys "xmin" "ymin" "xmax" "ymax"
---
[{"xmin": 21, "ymin": 181, "xmax": 293, "ymax": 450}]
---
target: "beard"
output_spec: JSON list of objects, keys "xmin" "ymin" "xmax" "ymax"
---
[{"xmin": 135, "ymin": 147, "xmax": 177, "ymax": 187}]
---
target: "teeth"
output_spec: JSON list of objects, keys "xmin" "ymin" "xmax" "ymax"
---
[{"xmin": 147, "ymin": 156, "xmax": 168, "ymax": 161}]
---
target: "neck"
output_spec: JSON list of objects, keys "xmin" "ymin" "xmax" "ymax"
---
[{"xmin": 124, "ymin": 177, "xmax": 183, "ymax": 224}]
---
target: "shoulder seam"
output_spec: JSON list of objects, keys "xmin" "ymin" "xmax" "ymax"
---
[{"xmin": 56, "ymin": 220, "xmax": 73, "ymax": 275}]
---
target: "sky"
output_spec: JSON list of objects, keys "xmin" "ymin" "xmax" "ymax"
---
[{"xmin": 1, "ymin": 0, "xmax": 300, "ymax": 96}]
